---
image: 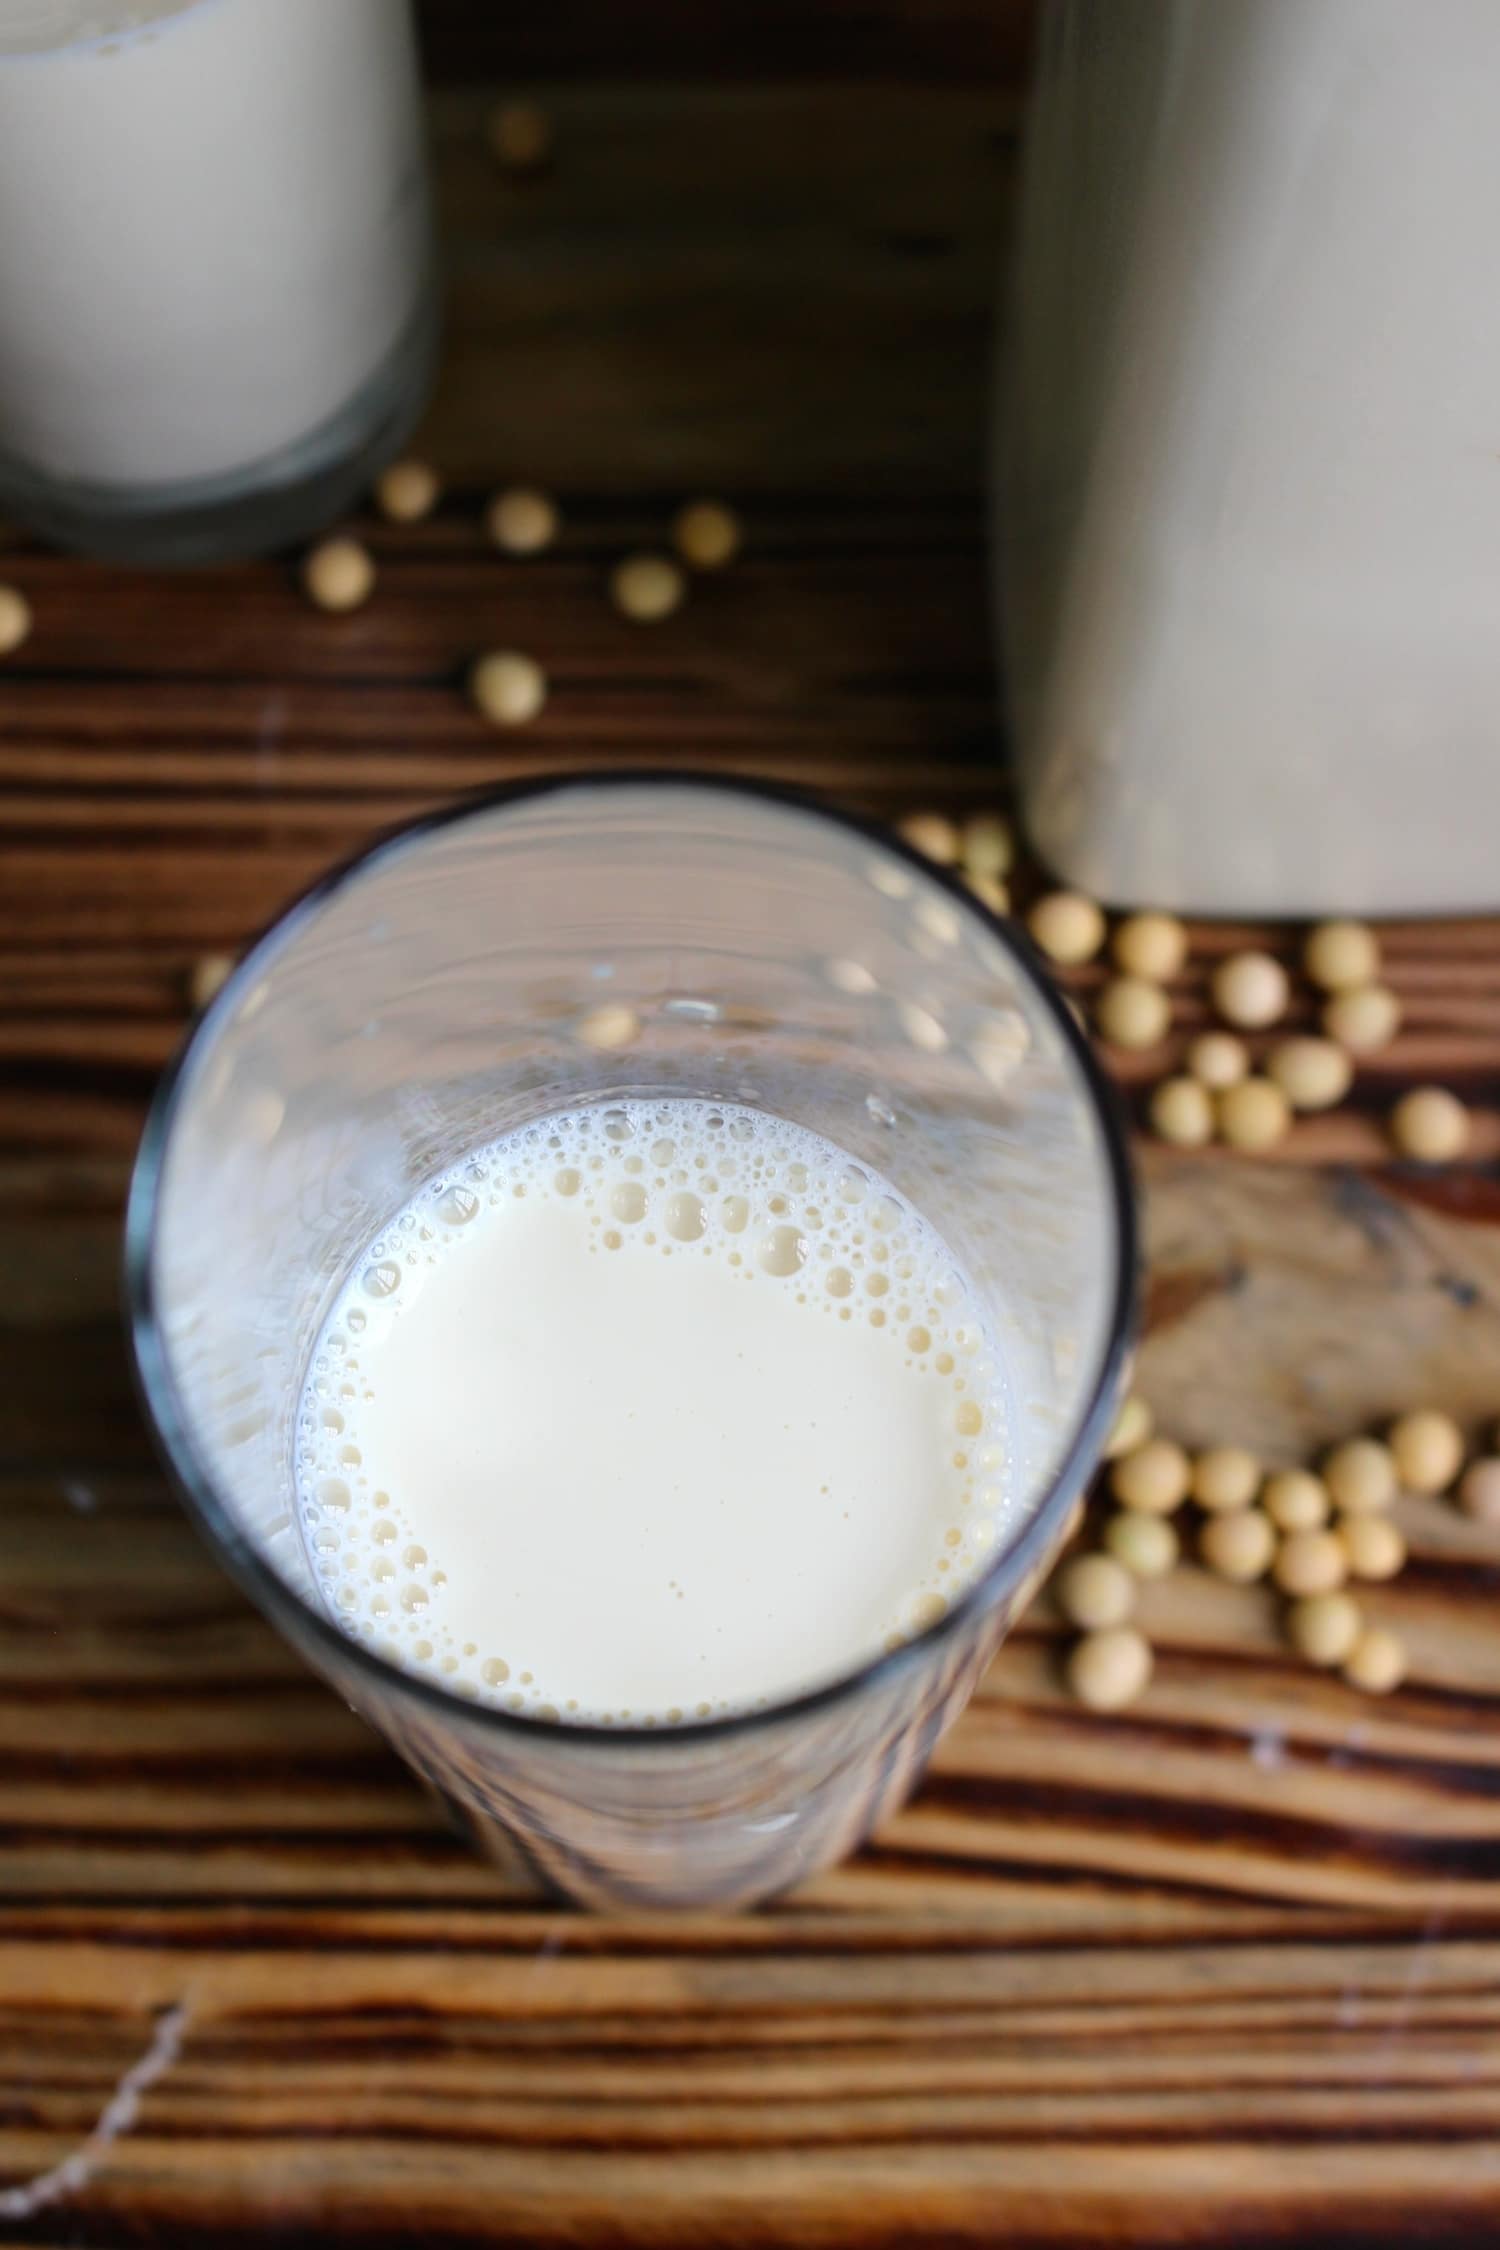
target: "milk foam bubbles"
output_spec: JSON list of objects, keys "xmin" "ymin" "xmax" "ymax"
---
[{"xmin": 295, "ymin": 1099, "xmax": 1014, "ymax": 1725}]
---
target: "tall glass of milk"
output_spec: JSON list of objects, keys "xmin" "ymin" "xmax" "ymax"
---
[
  {"xmin": 0, "ymin": 0, "xmax": 436, "ymax": 560},
  {"xmin": 127, "ymin": 778, "xmax": 1133, "ymax": 1908}
]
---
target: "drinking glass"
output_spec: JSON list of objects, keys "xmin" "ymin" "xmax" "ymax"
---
[{"xmin": 127, "ymin": 776, "xmax": 1135, "ymax": 1908}]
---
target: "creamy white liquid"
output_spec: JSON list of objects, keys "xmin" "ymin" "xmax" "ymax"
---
[
  {"xmin": 0, "ymin": 0, "xmax": 426, "ymax": 487},
  {"xmin": 295, "ymin": 1100, "xmax": 1013, "ymax": 1725}
]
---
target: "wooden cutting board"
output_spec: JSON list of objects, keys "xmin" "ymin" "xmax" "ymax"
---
[{"xmin": 3, "ymin": 84, "xmax": 1499, "ymax": 2250}]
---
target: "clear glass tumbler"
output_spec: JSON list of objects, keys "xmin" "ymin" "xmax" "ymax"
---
[{"xmin": 127, "ymin": 777, "xmax": 1134, "ymax": 1909}]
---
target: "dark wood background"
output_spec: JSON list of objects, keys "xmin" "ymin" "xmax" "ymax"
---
[
  {"xmin": 4, "ymin": 17, "xmax": 1500, "ymax": 2247},
  {"xmin": 416, "ymin": 0, "xmax": 1038, "ymax": 82}
]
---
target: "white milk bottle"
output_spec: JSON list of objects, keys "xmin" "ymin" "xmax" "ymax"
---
[
  {"xmin": 1004, "ymin": 0, "xmax": 1500, "ymax": 915},
  {"xmin": 0, "ymin": 0, "xmax": 436, "ymax": 559}
]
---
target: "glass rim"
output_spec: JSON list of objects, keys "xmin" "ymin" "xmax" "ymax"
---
[{"xmin": 125, "ymin": 769, "xmax": 1138, "ymax": 1755}]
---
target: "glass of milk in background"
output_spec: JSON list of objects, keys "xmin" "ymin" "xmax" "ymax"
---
[
  {"xmin": 0, "ymin": 0, "xmax": 436, "ymax": 560},
  {"xmin": 127, "ymin": 778, "xmax": 1133, "ymax": 1909}
]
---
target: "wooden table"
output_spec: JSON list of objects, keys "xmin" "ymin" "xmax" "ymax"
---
[{"xmin": 5, "ymin": 81, "xmax": 1500, "ymax": 2250}]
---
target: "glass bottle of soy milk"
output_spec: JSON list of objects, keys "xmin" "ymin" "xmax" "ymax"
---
[
  {"xmin": 0, "ymin": 0, "xmax": 436, "ymax": 560},
  {"xmin": 1004, "ymin": 0, "xmax": 1500, "ymax": 916}
]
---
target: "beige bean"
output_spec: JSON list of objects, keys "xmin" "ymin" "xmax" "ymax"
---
[
  {"xmin": 1186, "ymin": 1031, "xmax": 1250, "ymax": 1090},
  {"xmin": 1267, "ymin": 1036, "xmax": 1353, "ymax": 1113},
  {"xmin": 1109, "ymin": 1437, "xmax": 1191, "ymax": 1516},
  {"xmin": 469, "ymin": 650, "xmax": 547, "ymax": 728},
  {"xmin": 610, "ymin": 553, "xmax": 685, "ymax": 623},
  {"xmin": 1305, "ymin": 918, "xmax": 1381, "ymax": 993},
  {"xmin": 1112, "ymin": 911, "xmax": 1188, "ymax": 982},
  {"xmin": 575, "ymin": 1003, "xmax": 639, "ymax": 1051},
  {"xmin": 1067, "ymin": 1626, "xmax": 1153, "ymax": 1711},
  {"xmin": 1103, "ymin": 1508, "xmax": 1180, "ymax": 1579},
  {"xmin": 1029, "ymin": 891, "xmax": 1106, "ymax": 966},
  {"xmin": 960, "ymin": 813, "xmax": 1014, "ymax": 880},
  {"xmin": 1388, "ymin": 1408, "xmax": 1464, "ymax": 1494},
  {"xmin": 963, "ymin": 869, "xmax": 1010, "ymax": 916},
  {"xmin": 1338, "ymin": 1514, "xmax": 1407, "ymax": 1582},
  {"xmin": 1150, "ymin": 1076, "xmax": 1214, "ymax": 1148},
  {"xmin": 673, "ymin": 499, "xmax": 742, "ymax": 570},
  {"xmin": 1054, "ymin": 1552, "xmax": 1137, "ymax": 1632},
  {"xmin": 1323, "ymin": 983, "xmax": 1401, "ymax": 1053},
  {"xmin": 487, "ymin": 487, "xmax": 559, "ymax": 555},
  {"xmin": 1273, "ymin": 1529, "xmax": 1348, "ymax": 1598},
  {"xmin": 1095, "ymin": 975, "xmax": 1172, "ymax": 1050},
  {"xmin": 897, "ymin": 811, "xmax": 960, "ymax": 865},
  {"xmin": 1212, "ymin": 949, "xmax": 1289, "ymax": 1029},
  {"xmin": 1200, "ymin": 1507, "xmax": 1276, "ymax": 1582},
  {"xmin": 374, "ymin": 458, "xmax": 440, "ymax": 523},
  {"xmin": 1389, "ymin": 1087, "xmax": 1470, "ymax": 1163},
  {"xmin": 1263, "ymin": 1469, "xmax": 1332, "ymax": 1533},
  {"xmin": 188, "ymin": 953, "xmax": 235, "ymax": 1012},
  {"xmin": 1458, "ymin": 1458, "xmax": 1500, "ymax": 1525},
  {"xmin": 1286, "ymin": 1592, "xmax": 1363, "ymax": 1667},
  {"xmin": 1217, "ymin": 1077, "xmax": 1292, "ymax": 1152},
  {"xmin": 0, "ymin": 581, "xmax": 33, "ymax": 655},
  {"xmin": 1343, "ymin": 1625, "xmax": 1407, "ymax": 1695},
  {"xmin": 302, "ymin": 537, "xmax": 374, "ymax": 613},
  {"xmin": 1323, "ymin": 1436, "xmax": 1398, "ymax": 1515},
  {"xmin": 1191, "ymin": 1444, "xmax": 1261, "ymax": 1513},
  {"xmin": 1103, "ymin": 1393, "xmax": 1154, "ymax": 1460}
]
